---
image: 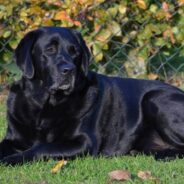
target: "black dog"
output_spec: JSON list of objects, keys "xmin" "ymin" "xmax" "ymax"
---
[{"xmin": 1, "ymin": 26, "xmax": 184, "ymax": 165}]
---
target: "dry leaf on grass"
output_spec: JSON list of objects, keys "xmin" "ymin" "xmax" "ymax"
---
[
  {"xmin": 108, "ymin": 170, "xmax": 131, "ymax": 181},
  {"xmin": 51, "ymin": 160, "xmax": 67, "ymax": 174},
  {"xmin": 137, "ymin": 170, "xmax": 159, "ymax": 182}
]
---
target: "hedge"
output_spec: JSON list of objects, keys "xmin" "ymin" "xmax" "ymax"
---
[{"xmin": 0, "ymin": 0, "xmax": 184, "ymax": 86}]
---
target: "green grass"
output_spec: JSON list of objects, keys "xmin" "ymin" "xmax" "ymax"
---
[{"xmin": 0, "ymin": 102, "xmax": 184, "ymax": 184}]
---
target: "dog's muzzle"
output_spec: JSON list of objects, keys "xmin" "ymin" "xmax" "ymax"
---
[
  {"xmin": 48, "ymin": 61, "xmax": 77, "ymax": 95},
  {"xmin": 49, "ymin": 74, "xmax": 76, "ymax": 95}
]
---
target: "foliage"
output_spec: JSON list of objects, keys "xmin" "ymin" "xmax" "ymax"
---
[{"xmin": 0, "ymin": 0, "xmax": 184, "ymax": 85}]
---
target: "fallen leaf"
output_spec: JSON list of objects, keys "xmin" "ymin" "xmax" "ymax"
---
[
  {"xmin": 137, "ymin": 171, "xmax": 159, "ymax": 181},
  {"xmin": 108, "ymin": 170, "xmax": 131, "ymax": 181},
  {"xmin": 51, "ymin": 160, "xmax": 67, "ymax": 174},
  {"xmin": 138, "ymin": 170, "xmax": 152, "ymax": 180}
]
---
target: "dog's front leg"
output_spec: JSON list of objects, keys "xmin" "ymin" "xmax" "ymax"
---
[
  {"xmin": 0, "ymin": 134, "xmax": 91, "ymax": 165},
  {"xmin": 0, "ymin": 139, "xmax": 22, "ymax": 160}
]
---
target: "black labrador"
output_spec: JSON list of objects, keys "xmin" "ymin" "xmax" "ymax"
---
[{"xmin": 1, "ymin": 26, "xmax": 184, "ymax": 165}]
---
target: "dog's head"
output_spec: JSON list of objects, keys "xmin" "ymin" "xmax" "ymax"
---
[{"xmin": 14, "ymin": 27, "xmax": 91, "ymax": 95}]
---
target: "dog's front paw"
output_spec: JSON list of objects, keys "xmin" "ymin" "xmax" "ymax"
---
[{"xmin": 0, "ymin": 154, "xmax": 24, "ymax": 166}]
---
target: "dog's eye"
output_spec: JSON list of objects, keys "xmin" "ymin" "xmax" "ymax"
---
[
  {"xmin": 45, "ymin": 45, "xmax": 57, "ymax": 55},
  {"xmin": 68, "ymin": 45, "xmax": 77, "ymax": 56}
]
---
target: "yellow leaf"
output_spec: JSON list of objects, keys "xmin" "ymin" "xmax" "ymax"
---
[
  {"xmin": 137, "ymin": 171, "xmax": 159, "ymax": 181},
  {"xmin": 0, "ymin": 73, "xmax": 7, "ymax": 85},
  {"xmin": 3, "ymin": 52, "xmax": 12, "ymax": 62},
  {"xmin": 74, "ymin": 20, "xmax": 81, "ymax": 27},
  {"xmin": 108, "ymin": 6, "xmax": 118, "ymax": 17},
  {"xmin": 95, "ymin": 0, "xmax": 105, "ymax": 3},
  {"xmin": 3, "ymin": 30, "xmax": 11, "ymax": 38},
  {"xmin": 149, "ymin": 4, "xmax": 158, "ymax": 13},
  {"xmin": 54, "ymin": 11, "xmax": 71, "ymax": 21},
  {"xmin": 94, "ymin": 23, "xmax": 101, "ymax": 33},
  {"xmin": 9, "ymin": 39, "xmax": 18, "ymax": 49},
  {"xmin": 29, "ymin": 6, "xmax": 43, "ymax": 14},
  {"xmin": 148, "ymin": 73, "xmax": 158, "ymax": 80},
  {"xmin": 42, "ymin": 19, "xmax": 54, "ymax": 26},
  {"xmin": 51, "ymin": 160, "xmax": 67, "ymax": 174},
  {"xmin": 95, "ymin": 52, "xmax": 103, "ymax": 62},
  {"xmin": 78, "ymin": 0, "xmax": 105, "ymax": 5},
  {"xmin": 137, "ymin": 0, "xmax": 147, "ymax": 10},
  {"xmin": 96, "ymin": 29, "xmax": 111, "ymax": 42},
  {"xmin": 17, "ymin": 32, "xmax": 24, "ymax": 39},
  {"xmin": 33, "ymin": 17, "xmax": 42, "ymax": 26},
  {"xmin": 122, "ymin": 36, "xmax": 130, "ymax": 44},
  {"xmin": 75, "ymin": 0, "xmax": 93, "ymax": 6},
  {"xmin": 54, "ymin": 11, "xmax": 80, "ymax": 26},
  {"xmin": 102, "ymin": 43, "xmax": 109, "ymax": 50},
  {"xmin": 87, "ymin": 15, "xmax": 93, "ymax": 21},
  {"xmin": 155, "ymin": 10, "xmax": 166, "ymax": 20},
  {"xmin": 109, "ymin": 21, "xmax": 122, "ymax": 36},
  {"xmin": 119, "ymin": 4, "xmax": 127, "ymax": 15},
  {"xmin": 93, "ymin": 43, "xmax": 103, "ymax": 62},
  {"xmin": 20, "ymin": 11, "xmax": 27, "ymax": 17},
  {"xmin": 47, "ymin": 0, "xmax": 62, "ymax": 6},
  {"xmin": 20, "ymin": 16, "xmax": 29, "ymax": 24},
  {"xmin": 178, "ymin": 0, "xmax": 184, "ymax": 5}
]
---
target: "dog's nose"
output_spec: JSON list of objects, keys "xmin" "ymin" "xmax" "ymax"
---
[
  {"xmin": 62, "ymin": 68, "xmax": 72, "ymax": 75},
  {"xmin": 61, "ymin": 64, "xmax": 75, "ymax": 75}
]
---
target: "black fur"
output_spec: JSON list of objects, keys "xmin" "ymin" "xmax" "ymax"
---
[{"xmin": 1, "ymin": 27, "xmax": 184, "ymax": 165}]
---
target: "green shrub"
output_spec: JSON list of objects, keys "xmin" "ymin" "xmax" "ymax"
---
[{"xmin": 0, "ymin": 0, "xmax": 184, "ymax": 86}]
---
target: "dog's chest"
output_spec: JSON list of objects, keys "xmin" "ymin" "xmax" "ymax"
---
[{"xmin": 34, "ymin": 106, "xmax": 77, "ymax": 142}]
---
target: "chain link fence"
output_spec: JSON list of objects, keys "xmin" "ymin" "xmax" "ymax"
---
[
  {"xmin": 0, "ymin": 1, "xmax": 184, "ymax": 90},
  {"xmin": 90, "ymin": 25, "xmax": 184, "ymax": 87},
  {"xmin": 89, "ymin": 1, "xmax": 184, "ymax": 88}
]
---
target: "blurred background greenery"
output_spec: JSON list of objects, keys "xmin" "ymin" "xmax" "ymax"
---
[{"xmin": 0, "ymin": 0, "xmax": 184, "ymax": 90}]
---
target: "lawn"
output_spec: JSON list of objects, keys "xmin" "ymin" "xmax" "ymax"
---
[{"xmin": 0, "ymin": 101, "xmax": 184, "ymax": 184}]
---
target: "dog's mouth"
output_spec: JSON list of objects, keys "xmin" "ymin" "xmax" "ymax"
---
[
  {"xmin": 58, "ymin": 83, "xmax": 73, "ymax": 95},
  {"xmin": 49, "ymin": 83, "xmax": 72, "ymax": 94},
  {"xmin": 49, "ymin": 77, "xmax": 75, "ymax": 95},
  {"xmin": 58, "ymin": 84, "xmax": 70, "ymax": 90}
]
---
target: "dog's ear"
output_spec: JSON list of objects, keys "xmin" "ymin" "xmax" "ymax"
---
[
  {"xmin": 72, "ymin": 30, "xmax": 91, "ymax": 76},
  {"xmin": 14, "ymin": 29, "xmax": 41, "ymax": 79}
]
